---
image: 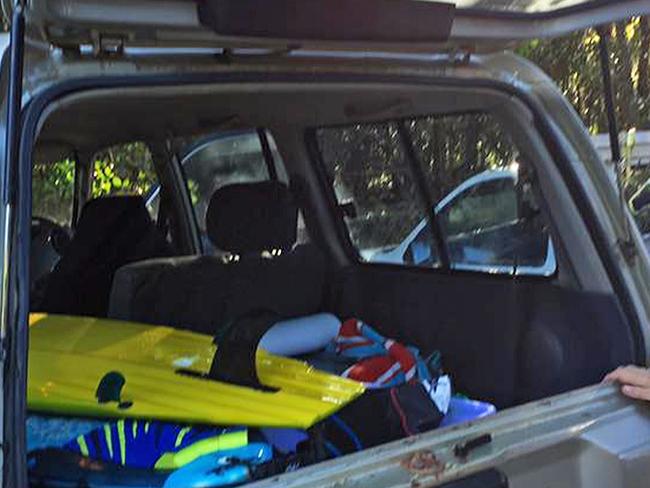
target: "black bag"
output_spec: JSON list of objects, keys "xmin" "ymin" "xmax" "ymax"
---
[{"xmin": 323, "ymin": 381, "xmax": 444, "ymax": 456}]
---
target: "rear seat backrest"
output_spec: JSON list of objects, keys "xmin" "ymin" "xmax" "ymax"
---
[
  {"xmin": 108, "ymin": 181, "xmax": 326, "ymax": 334},
  {"xmin": 37, "ymin": 196, "xmax": 171, "ymax": 317}
]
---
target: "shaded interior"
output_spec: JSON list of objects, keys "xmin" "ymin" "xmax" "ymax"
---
[{"xmin": 32, "ymin": 81, "xmax": 636, "ymax": 409}]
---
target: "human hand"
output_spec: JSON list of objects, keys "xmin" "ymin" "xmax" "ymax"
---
[{"xmin": 604, "ymin": 365, "xmax": 650, "ymax": 401}]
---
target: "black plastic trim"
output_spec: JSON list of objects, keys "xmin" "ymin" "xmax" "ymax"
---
[
  {"xmin": 303, "ymin": 128, "xmax": 360, "ymax": 263},
  {"xmin": 258, "ymin": 128, "xmax": 278, "ymax": 181},
  {"xmin": 5, "ymin": 6, "xmax": 28, "ymax": 488},
  {"xmin": 197, "ymin": 0, "xmax": 454, "ymax": 43}
]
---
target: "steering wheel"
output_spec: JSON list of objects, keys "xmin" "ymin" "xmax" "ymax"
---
[{"xmin": 30, "ymin": 216, "xmax": 71, "ymax": 299}]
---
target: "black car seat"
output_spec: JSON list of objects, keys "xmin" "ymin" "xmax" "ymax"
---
[
  {"xmin": 36, "ymin": 196, "xmax": 171, "ymax": 317},
  {"xmin": 108, "ymin": 181, "xmax": 326, "ymax": 335}
]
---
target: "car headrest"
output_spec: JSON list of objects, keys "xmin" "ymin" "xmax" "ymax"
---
[
  {"xmin": 206, "ymin": 181, "xmax": 298, "ymax": 254},
  {"xmin": 55, "ymin": 195, "xmax": 154, "ymax": 273},
  {"xmin": 78, "ymin": 196, "xmax": 152, "ymax": 230}
]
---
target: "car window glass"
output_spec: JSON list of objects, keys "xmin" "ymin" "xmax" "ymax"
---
[
  {"xmin": 404, "ymin": 224, "xmax": 437, "ymax": 267},
  {"xmin": 180, "ymin": 130, "xmax": 308, "ymax": 254},
  {"xmin": 32, "ymin": 159, "xmax": 75, "ymax": 226},
  {"xmin": 182, "ymin": 131, "xmax": 269, "ymax": 236},
  {"xmin": 91, "ymin": 142, "xmax": 158, "ymax": 218},
  {"xmin": 315, "ymin": 113, "xmax": 556, "ymax": 276},
  {"xmin": 317, "ymin": 122, "xmax": 431, "ymax": 263},
  {"xmin": 440, "ymin": 178, "xmax": 517, "ymax": 236}
]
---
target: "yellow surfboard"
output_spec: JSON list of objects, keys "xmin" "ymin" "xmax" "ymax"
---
[{"xmin": 28, "ymin": 314, "xmax": 364, "ymax": 429}]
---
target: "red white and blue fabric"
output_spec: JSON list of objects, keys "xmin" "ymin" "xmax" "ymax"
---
[{"xmin": 327, "ymin": 319, "xmax": 424, "ymax": 389}]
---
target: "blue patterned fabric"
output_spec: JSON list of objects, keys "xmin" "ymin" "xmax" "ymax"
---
[{"xmin": 63, "ymin": 419, "xmax": 246, "ymax": 469}]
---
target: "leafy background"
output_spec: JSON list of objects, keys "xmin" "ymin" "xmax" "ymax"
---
[
  {"xmin": 32, "ymin": 142, "xmax": 155, "ymax": 224},
  {"xmin": 517, "ymin": 19, "xmax": 650, "ymax": 231}
]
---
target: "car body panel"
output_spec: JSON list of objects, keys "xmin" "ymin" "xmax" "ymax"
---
[
  {"xmin": 250, "ymin": 383, "xmax": 650, "ymax": 488},
  {"xmin": 4, "ymin": 0, "xmax": 650, "ymax": 52}
]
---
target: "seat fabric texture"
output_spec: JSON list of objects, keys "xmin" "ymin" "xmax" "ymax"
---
[
  {"xmin": 108, "ymin": 181, "xmax": 325, "ymax": 334},
  {"xmin": 38, "ymin": 196, "xmax": 171, "ymax": 317}
]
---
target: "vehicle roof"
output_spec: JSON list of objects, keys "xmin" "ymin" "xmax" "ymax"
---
[
  {"xmin": 8, "ymin": 0, "xmax": 650, "ymax": 52},
  {"xmin": 27, "ymin": 51, "xmax": 546, "ymax": 161}
]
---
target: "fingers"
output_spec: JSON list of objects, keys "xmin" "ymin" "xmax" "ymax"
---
[
  {"xmin": 621, "ymin": 385, "xmax": 650, "ymax": 402},
  {"xmin": 604, "ymin": 365, "xmax": 650, "ymax": 402},
  {"xmin": 603, "ymin": 365, "xmax": 650, "ymax": 388}
]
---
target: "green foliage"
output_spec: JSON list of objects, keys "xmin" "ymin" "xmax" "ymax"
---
[
  {"xmin": 516, "ymin": 18, "xmax": 650, "ymax": 133},
  {"xmin": 33, "ymin": 142, "xmax": 156, "ymax": 226},
  {"xmin": 517, "ymin": 17, "xmax": 650, "ymax": 232},
  {"xmin": 187, "ymin": 179, "xmax": 200, "ymax": 206},
  {"xmin": 91, "ymin": 142, "xmax": 156, "ymax": 198},
  {"xmin": 32, "ymin": 159, "xmax": 75, "ymax": 225}
]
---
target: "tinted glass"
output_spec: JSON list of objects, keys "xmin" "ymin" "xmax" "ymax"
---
[
  {"xmin": 181, "ymin": 131, "xmax": 271, "ymax": 237},
  {"xmin": 315, "ymin": 113, "xmax": 556, "ymax": 276}
]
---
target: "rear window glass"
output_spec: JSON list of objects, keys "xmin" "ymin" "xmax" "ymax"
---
[{"xmin": 314, "ymin": 113, "xmax": 556, "ymax": 276}]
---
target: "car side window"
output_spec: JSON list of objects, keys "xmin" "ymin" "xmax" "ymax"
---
[
  {"xmin": 404, "ymin": 224, "xmax": 437, "ymax": 266},
  {"xmin": 182, "ymin": 131, "xmax": 270, "ymax": 236},
  {"xmin": 440, "ymin": 178, "xmax": 517, "ymax": 236},
  {"xmin": 179, "ymin": 130, "xmax": 308, "ymax": 254},
  {"xmin": 315, "ymin": 113, "xmax": 556, "ymax": 276}
]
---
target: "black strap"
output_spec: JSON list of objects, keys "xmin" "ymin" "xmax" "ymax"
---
[
  {"xmin": 251, "ymin": 425, "xmax": 326, "ymax": 479},
  {"xmin": 178, "ymin": 310, "xmax": 281, "ymax": 391}
]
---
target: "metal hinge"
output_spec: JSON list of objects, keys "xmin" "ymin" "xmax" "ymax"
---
[
  {"xmin": 91, "ymin": 32, "xmax": 125, "ymax": 57},
  {"xmin": 447, "ymin": 45, "xmax": 473, "ymax": 65}
]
